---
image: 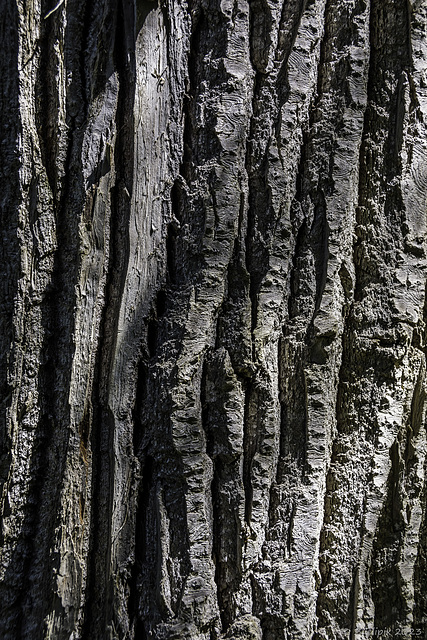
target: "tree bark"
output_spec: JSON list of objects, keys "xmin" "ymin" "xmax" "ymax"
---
[{"xmin": 2, "ymin": 0, "xmax": 427, "ymax": 638}]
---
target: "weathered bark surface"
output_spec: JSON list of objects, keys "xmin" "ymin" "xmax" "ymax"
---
[{"xmin": 2, "ymin": 0, "xmax": 427, "ymax": 638}]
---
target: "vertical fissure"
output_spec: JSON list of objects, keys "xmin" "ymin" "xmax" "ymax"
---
[
  {"xmin": 201, "ymin": 353, "xmax": 245, "ymax": 632},
  {"xmin": 83, "ymin": 0, "xmax": 135, "ymax": 635},
  {"xmin": 243, "ymin": 381, "xmax": 255, "ymax": 525},
  {"xmin": 179, "ymin": 3, "xmax": 203, "ymax": 183}
]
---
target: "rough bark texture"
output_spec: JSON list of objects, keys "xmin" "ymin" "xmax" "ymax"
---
[{"xmin": 2, "ymin": 0, "xmax": 427, "ymax": 638}]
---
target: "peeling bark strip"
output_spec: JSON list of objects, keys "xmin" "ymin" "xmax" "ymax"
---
[{"xmin": 1, "ymin": 0, "xmax": 427, "ymax": 638}]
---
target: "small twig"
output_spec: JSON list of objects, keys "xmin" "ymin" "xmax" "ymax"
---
[{"xmin": 44, "ymin": 0, "xmax": 65, "ymax": 20}]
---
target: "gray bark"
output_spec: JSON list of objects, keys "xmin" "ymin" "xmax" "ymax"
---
[{"xmin": 1, "ymin": 0, "xmax": 427, "ymax": 638}]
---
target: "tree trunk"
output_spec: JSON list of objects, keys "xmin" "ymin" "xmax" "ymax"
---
[{"xmin": 2, "ymin": 0, "xmax": 427, "ymax": 638}]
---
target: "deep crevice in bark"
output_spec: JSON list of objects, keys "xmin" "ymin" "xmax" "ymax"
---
[
  {"xmin": 370, "ymin": 442, "xmax": 405, "ymax": 633},
  {"xmin": 83, "ymin": 0, "xmax": 134, "ymax": 635},
  {"xmin": 243, "ymin": 381, "xmax": 255, "ymax": 525}
]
